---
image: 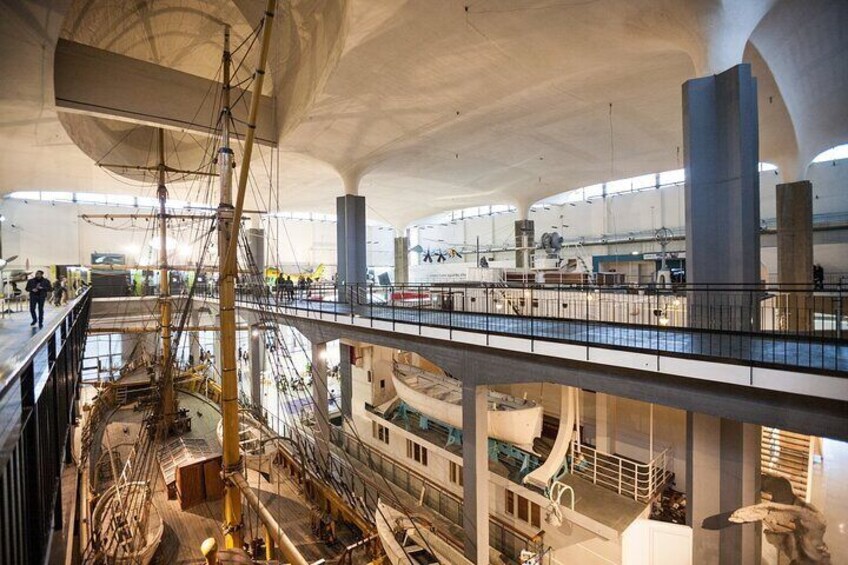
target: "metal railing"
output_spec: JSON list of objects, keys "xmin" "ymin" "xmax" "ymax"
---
[
  {"xmin": 0, "ymin": 288, "xmax": 91, "ymax": 565},
  {"xmin": 242, "ymin": 281, "xmax": 847, "ymax": 374},
  {"xmin": 569, "ymin": 443, "xmax": 671, "ymax": 503}
]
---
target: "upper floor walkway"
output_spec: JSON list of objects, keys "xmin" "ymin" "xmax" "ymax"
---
[{"xmin": 236, "ymin": 283, "xmax": 848, "ymax": 404}]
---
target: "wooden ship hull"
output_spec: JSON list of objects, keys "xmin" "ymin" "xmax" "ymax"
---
[{"xmin": 89, "ymin": 482, "xmax": 164, "ymax": 565}]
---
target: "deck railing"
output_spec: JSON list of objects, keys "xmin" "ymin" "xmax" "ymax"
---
[
  {"xmin": 0, "ymin": 288, "xmax": 91, "ymax": 565},
  {"xmin": 246, "ymin": 281, "xmax": 846, "ymax": 374},
  {"xmin": 569, "ymin": 442, "xmax": 672, "ymax": 503}
]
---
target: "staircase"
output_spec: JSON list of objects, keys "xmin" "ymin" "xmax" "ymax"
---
[{"xmin": 761, "ymin": 427, "xmax": 815, "ymax": 502}]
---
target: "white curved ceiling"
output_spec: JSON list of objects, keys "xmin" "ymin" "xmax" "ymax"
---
[{"xmin": 0, "ymin": 0, "xmax": 845, "ymax": 229}]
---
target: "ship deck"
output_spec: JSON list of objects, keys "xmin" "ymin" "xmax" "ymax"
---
[{"xmin": 82, "ymin": 388, "xmax": 352, "ymax": 563}]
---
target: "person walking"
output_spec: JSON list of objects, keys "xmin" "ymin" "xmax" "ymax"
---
[{"xmin": 26, "ymin": 270, "xmax": 52, "ymax": 328}]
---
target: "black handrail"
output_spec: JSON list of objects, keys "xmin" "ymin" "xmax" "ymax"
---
[{"xmin": 0, "ymin": 288, "xmax": 91, "ymax": 565}]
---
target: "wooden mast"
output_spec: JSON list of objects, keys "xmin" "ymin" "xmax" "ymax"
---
[
  {"xmin": 216, "ymin": 24, "xmax": 242, "ymax": 550},
  {"xmin": 157, "ymin": 127, "xmax": 175, "ymax": 431},
  {"xmin": 219, "ymin": 0, "xmax": 275, "ymax": 549}
]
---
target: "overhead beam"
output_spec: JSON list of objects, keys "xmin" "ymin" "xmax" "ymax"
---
[{"xmin": 54, "ymin": 39, "xmax": 277, "ymax": 146}]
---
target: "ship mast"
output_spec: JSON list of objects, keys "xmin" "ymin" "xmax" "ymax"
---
[
  {"xmin": 216, "ymin": 24, "xmax": 243, "ymax": 550},
  {"xmin": 157, "ymin": 127, "xmax": 176, "ymax": 431},
  {"xmin": 219, "ymin": 0, "xmax": 276, "ymax": 549}
]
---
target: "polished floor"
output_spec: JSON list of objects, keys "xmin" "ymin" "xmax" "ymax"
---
[
  {"xmin": 268, "ymin": 299, "xmax": 848, "ymax": 373},
  {"xmin": 0, "ymin": 299, "xmax": 73, "ymax": 385}
]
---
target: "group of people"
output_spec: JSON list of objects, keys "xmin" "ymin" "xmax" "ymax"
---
[
  {"xmin": 24, "ymin": 271, "xmax": 75, "ymax": 329},
  {"xmin": 274, "ymin": 274, "xmax": 314, "ymax": 302}
]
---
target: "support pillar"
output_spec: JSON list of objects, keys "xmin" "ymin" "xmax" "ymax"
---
[
  {"xmin": 336, "ymin": 194, "xmax": 367, "ymax": 301},
  {"xmin": 514, "ymin": 219, "xmax": 535, "ymax": 269},
  {"xmin": 462, "ymin": 382, "xmax": 489, "ymax": 564},
  {"xmin": 189, "ymin": 311, "xmax": 201, "ymax": 365},
  {"xmin": 686, "ymin": 413, "xmax": 761, "ymax": 565},
  {"xmin": 393, "ymin": 236, "xmax": 409, "ymax": 284},
  {"xmin": 249, "ymin": 324, "xmax": 264, "ymax": 410},
  {"xmin": 247, "ymin": 223, "xmax": 265, "ymax": 278},
  {"xmin": 595, "ymin": 393, "xmax": 617, "ymax": 454},
  {"xmin": 311, "ymin": 342, "xmax": 330, "ymax": 463},
  {"xmin": 339, "ymin": 343, "xmax": 353, "ymax": 419},
  {"xmin": 776, "ymin": 180, "xmax": 813, "ymax": 331},
  {"xmin": 683, "ymin": 64, "xmax": 760, "ymax": 330}
]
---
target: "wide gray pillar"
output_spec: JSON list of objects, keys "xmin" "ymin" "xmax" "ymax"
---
[
  {"xmin": 686, "ymin": 413, "xmax": 761, "ymax": 565},
  {"xmin": 311, "ymin": 342, "xmax": 331, "ymax": 463},
  {"xmin": 776, "ymin": 181, "xmax": 813, "ymax": 331},
  {"xmin": 336, "ymin": 195, "xmax": 367, "ymax": 300},
  {"xmin": 515, "ymin": 219, "xmax": 534, "ymax": 269},
  {"xmin": 683, "ymin": 64, "xmax": 760, "ymax": 330},
  {"xmin": 339, "ymin": 343, "xmax": 353, "ymax": 419},
  {"xmin": 247, "ymin": 226, "xmax": 265, "ymax": 275},
  {"xmin": 249, "ymin": 325, "xmax": 264, "ymax": 410},
  {"xmin": 462, "ymin": 383, "xmax": 489, "ymax": 564},
  {"xmin": 394, "ymin": 236, "xmax": 409, "ymax": 284}
]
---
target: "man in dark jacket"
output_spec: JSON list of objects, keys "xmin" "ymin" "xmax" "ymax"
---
[{"xmin": 26, "ymin": 270, "xmax": 52, "ymax": 328}]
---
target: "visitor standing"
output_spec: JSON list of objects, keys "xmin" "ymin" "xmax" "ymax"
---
[{"xmin": 26, "ymin": 270, "xmax": 51, "ymax": 328}]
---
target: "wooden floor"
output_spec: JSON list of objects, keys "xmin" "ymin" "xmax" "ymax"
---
[
  {"xmin": 86, "ymin": 389, "xmax": 346, "ymax": 564},
  {"xmin": 151, "ymin": 467, "xmax": 348, "ymax": 564}
]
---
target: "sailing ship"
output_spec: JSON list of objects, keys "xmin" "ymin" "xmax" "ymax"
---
[
  {"xmin": 75, "ymin": 3, "xmax": 481, "ymax": 562},
  {"xmin": 391, "ymin": 362, "xmax": 544, "ymax": 450}
]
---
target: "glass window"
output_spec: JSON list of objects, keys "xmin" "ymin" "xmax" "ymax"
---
[
  {"xmin": 812, "ymin": 144, "xmax": 848, "ymax": 163},
  {"xmin": 106, "ymin": 194, "xmax": 136, "ymax": 207},
  {"xmin": 136, "ymin": 196, "xmax": 159, "ymax": 208},
  {"xmin": 517, "ymin": 495, "xmax": 529, "ymax": 521},
  {"xmin": 505, "ymin": 490, "xmax": 514, "ymax": 515},
  {"xmin": 531, "ymin": 502, "xmax": 541, "ymax": 528},
  {"xmin": 630, "ymin": 173, "xmax": 657, "ymax": 191},
  {"xmin": 450, "ymin": 462, "xmax": 463, "ymax": 486},
  {"xmin": 76, "ymin": 192, "xmax": 107, "ymax": 204},
  {"xmin": 8, "ymin": 191, "xmax": 41, "ymax": 200},
  {"xmin": 47, "ymin": 191, "xmax": 74, "ymax": 202},
  {"xmin": 582, "ymin": 184, "xmax": 603, "ymax": 201},
  {"xmin": 659, "ymin": 169, "xmax": 685, "ymax": 186},
  {"xmin": 605, "ymin": 178, "xmax": 632, "ymax": 195}
]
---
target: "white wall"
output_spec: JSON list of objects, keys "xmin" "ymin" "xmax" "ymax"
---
[
  {"xmin": 408, "ymin": 163, "xmax": 848, "ymax": 280},
  {"xmin": 0, "ymin": 198, "xmax": 397, "ymax": 276}
]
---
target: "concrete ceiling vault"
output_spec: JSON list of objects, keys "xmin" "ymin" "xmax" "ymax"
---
[{"xmin": 0, "ymin": 0, "xmax": 845, "ymax": 228}]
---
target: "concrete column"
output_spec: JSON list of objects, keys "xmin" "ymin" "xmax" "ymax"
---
[
  {"xmin": 393, "ymin": 236, "xmax": 409, "ymax": 284},
  {"xmin": 683, "ymin": 64, "xmax": 760, "ymax": 330},
  {"xmin": 514, "ymin": 219, "xmax": 535, "ymax": 269},
  {"xmin": 311, "ymin": 342, "xmax": 330, "ymax": 463},
  {"xmin": 462, "ymin": 383, "xmax": 489, "ymax": 564},
  {"xmin": 776, "ymin": 181, "xmax": 813, "ymax": 331},
  {"xmin": 247, "ymin": 225, "xmax": 265, "ymax": 277},
  {"xmin": 189, "ymin": 311, "xmax": 201, "ymax": 365},
  {"xmin": 595, "ymin": 393, "xmax": 617, "ymax": 454},
  {"xmin": 249, "ymin": 325, "xmax": 264, "ymax": 410},
  {"xmin": 686, "ymin": 413, "xmax": 761, "ymax": 565},
  {"xmin": 339, "ymin": 342, "xmax": 353, "ymax": 419},
  {"xmin": 336, "ymin": 194, "xmax": 367, "ymax": 300}
]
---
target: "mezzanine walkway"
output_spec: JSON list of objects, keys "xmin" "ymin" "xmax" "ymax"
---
[{"xmin": 267, "ymin": 298, "xmax": 848, "ymax": 375}]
